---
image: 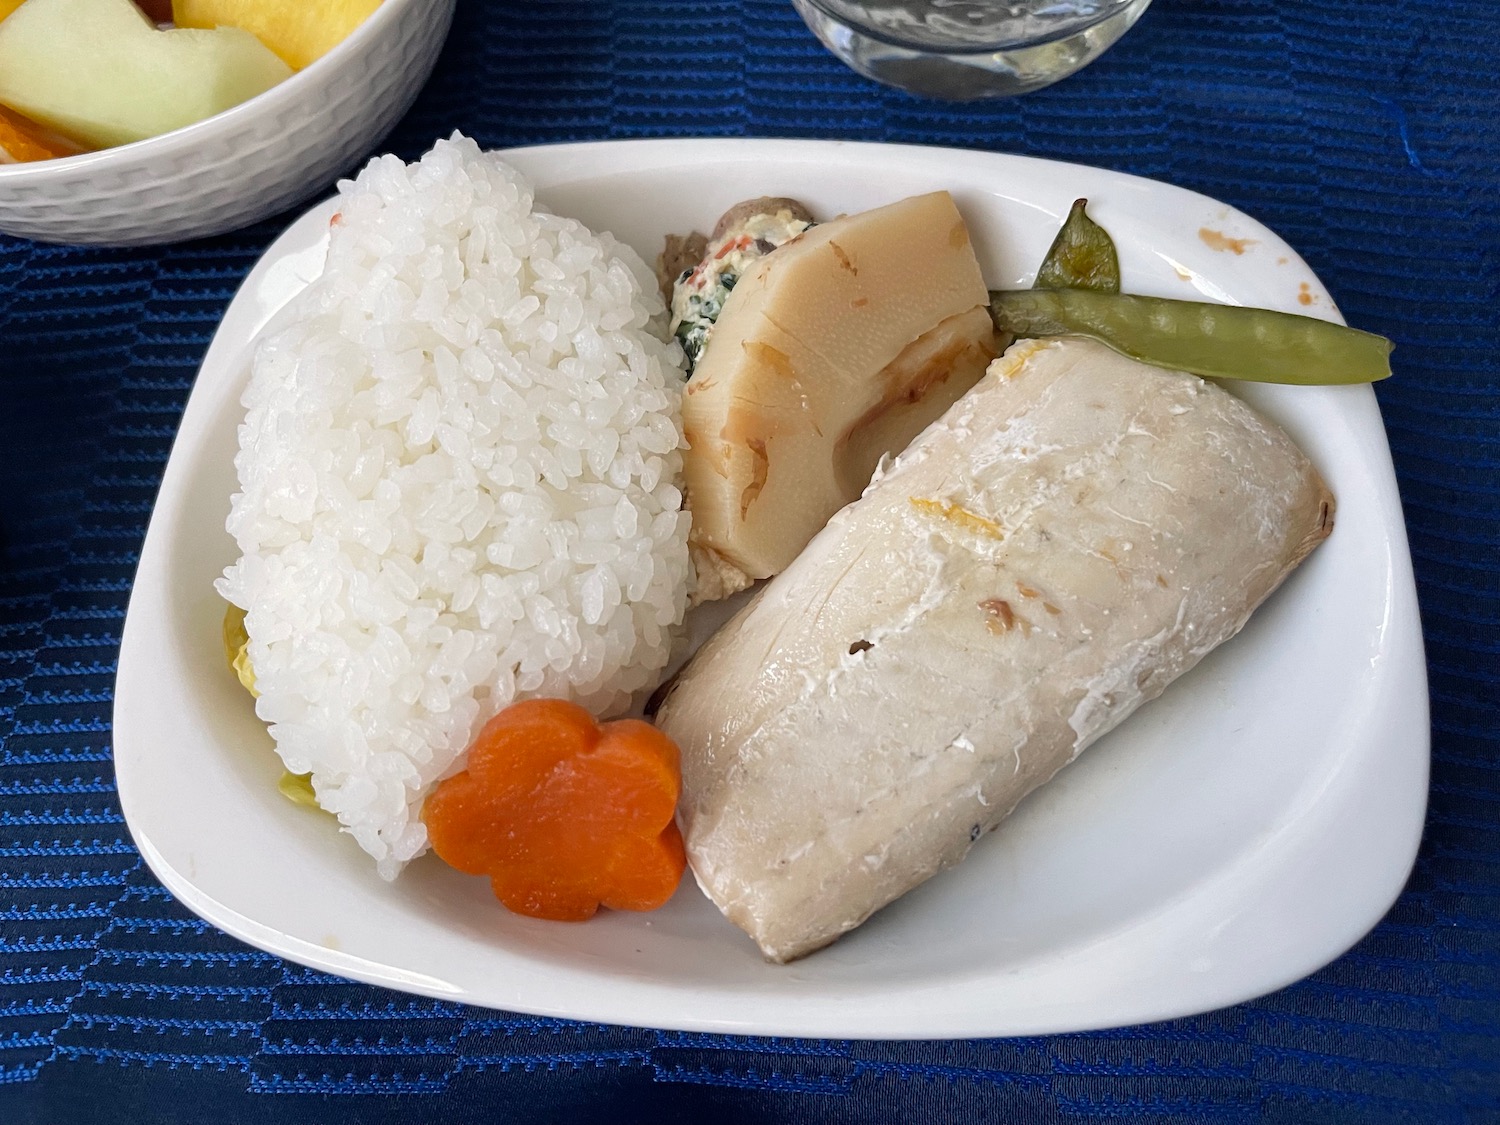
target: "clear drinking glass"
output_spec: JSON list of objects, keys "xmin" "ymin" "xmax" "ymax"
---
[{"xmin": 791, "ymin": 0, "xmax": 1153, "ymax": 100}]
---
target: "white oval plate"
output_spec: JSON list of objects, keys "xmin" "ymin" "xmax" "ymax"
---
[{"xmin": 114, "ymin": 139, "xmax": 1428, "ymax": 1039}]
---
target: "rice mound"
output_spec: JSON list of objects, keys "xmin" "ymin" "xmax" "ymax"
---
[{"xmin": 216, "ymin": 134, "xmax": 692, "ymax": 879}]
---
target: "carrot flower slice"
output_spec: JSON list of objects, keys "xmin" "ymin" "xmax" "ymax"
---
[{"xmin": 423, "ymin": 699, "xmax": 687, "ymax": 922}]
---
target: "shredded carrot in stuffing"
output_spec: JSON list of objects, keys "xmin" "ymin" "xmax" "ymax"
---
[{"xmin": 714, "ymin": 234, "xmax": 752, "ymax": 260}]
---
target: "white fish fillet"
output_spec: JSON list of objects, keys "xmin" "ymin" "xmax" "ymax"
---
[{"xmin": 656, "ymin": 337, "xmax": 1335, "ymax": 962}]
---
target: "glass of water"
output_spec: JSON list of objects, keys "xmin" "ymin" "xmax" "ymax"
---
[{"xmin": 791, "ymin": 0, "xmax": 1153, "ymax": 100}]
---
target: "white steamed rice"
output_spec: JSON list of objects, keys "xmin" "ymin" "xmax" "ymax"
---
[{"xmin": 216, "ymin": 134, "xmax": 692, "ymax": 879}]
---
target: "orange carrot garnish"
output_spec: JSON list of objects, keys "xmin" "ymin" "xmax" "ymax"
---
[
  {"xmin": 0, "ymin": 105, "xmax": 86, "ymax": 164},
  {"xmin": 423, "ymin": 699, "xmax": 687, "ymax": 922}
]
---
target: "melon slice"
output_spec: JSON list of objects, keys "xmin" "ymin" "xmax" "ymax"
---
[
  {"xmin": 0, "ymin": 0, "xmax": 291, "ymax": 150},
  {"xmin": 680, "ymin": 191, "xmax": 997, "ymax": 601},
  {"xmin": 173, "ymin": 0, "xmax": 381, "ymax": 70}
]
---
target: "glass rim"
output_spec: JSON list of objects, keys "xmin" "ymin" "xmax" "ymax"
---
[{"xmin": 793, "ymin": 0, "xmax": 1149, "ymax": 54}]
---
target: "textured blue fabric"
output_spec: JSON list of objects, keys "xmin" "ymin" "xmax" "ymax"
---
[{"xmin": 1, "ymin": 0, "xmax": 1497, "ymax": 1121}]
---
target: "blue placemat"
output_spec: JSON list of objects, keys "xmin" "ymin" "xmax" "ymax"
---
[{"xmin": 2, "ymin": 0, "xmax": 1498, "ymax": 1121}]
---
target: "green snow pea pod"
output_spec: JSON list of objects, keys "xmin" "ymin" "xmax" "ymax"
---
[
  {"xmin": 1034, "ymin": 199, "xmax": 1121, "ymax": 293},
  {"xmin": 988, "ymin": 289, "xmax": 1393, "ymax": 385}
]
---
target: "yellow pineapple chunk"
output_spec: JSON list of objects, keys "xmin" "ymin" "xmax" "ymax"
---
[{"xmin": 172, "ymin": 0, "xmax": 381, "ymax": 70}]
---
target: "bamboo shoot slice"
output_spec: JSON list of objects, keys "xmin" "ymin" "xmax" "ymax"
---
[{"xmin": 681, "ymin": 191, "xmax": 995, "ymax": 601}]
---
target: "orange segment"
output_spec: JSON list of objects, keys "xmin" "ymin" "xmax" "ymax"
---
[
  {"xmin": 0, "ymin": 103, "xmax": 86, "ymax": 162},
  {"xmin": 172, "ymin": 0, "xmax": 381, "ymax": 70}
]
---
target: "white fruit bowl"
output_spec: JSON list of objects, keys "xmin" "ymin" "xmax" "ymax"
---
[{"xmin": 0, "ymin": 0, "xmax": 454, "ymax": 246}]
